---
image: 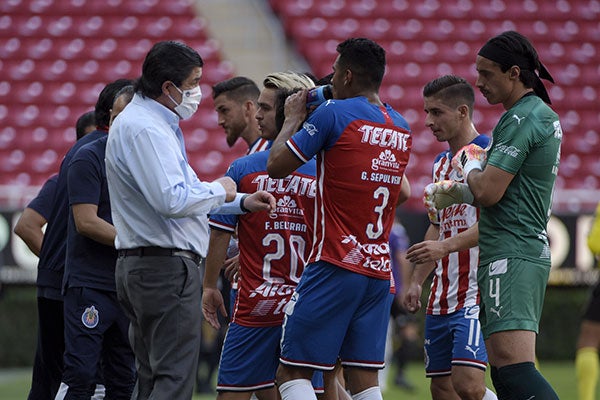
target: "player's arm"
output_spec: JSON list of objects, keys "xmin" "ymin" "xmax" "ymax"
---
[
  {"xmin": 407, "ymin": 222, "xmax": 479, "ymax": 265},
  {"xmin": 13, "ymin": 208, "xmax": 47, "ymax": 256},
  {"xmin": 397, "ymin": 176, "xmax": 411, "ymax": 206},
  {"xmin": 71, "ymin": 203, "xmax": 117, "ymax": 247},
  {"xmin": 202, "ymin": 228, "xmax": 232, "ymax": 330},
  {"xmin": 267, "ymin": 89, "xmax": 308, "ymax": 179},
  {"xmin": 403, "ymin": 224, "xmax": 439, "ymax": 313},
  {"xmin": 466, "ymin": 166, "xmax": 514, "ymax": 207}
]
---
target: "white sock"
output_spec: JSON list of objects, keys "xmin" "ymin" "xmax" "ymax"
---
[
  {"xmin": 278, "ymin": 379, "xmax": 317, "ymax": 400},
  {"xmin": 54, "ymin": 382, "xmax": 68, "ymax": 400},
  {"xmin": 92, "ymin": 384, "xmax": 106, "ymax": 399},
  {"xmin": 352, "ymin": 386, "xmax": 382, "ymax": 400},
  {"xmin": 482, "ymin": 387, "xmax": 498, "ymax": 400}
]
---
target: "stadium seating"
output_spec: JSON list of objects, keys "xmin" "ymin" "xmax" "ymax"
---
[
  {"xmin": 268, "ymin": 0, "xmax": 600, "ymax": 210},
  {"xmin": 1, "ymin": 0, "xmax": 599, "ymax": 211},
  {"xmin": 0, "ymin": 0, "xmax": 238, "ymax": 190}
]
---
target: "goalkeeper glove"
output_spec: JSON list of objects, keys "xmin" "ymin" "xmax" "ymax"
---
[
  {"xmin": 424, "ymin": 180, "xmax": 475, "ymax": 210},
  {"xmin": 423, "ymin": 189, "xmax": 440, "ymax": 224},
  {"xmin": 451, "ymin": 143, "xmax": 487, "ymax": 180}
]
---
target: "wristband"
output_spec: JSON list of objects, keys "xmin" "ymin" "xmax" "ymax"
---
[
  {"xmin": 240, "ymin": 194, "xmax": 251, "ymax": 213},
  {"xmin": 463, "ymin": 160, "xmax": 483, "ymax": 180}
]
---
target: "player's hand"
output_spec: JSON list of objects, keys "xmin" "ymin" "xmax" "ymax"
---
[
  {"xmin": 284, "ymin": 89, "xmax": 309, "ymax": 123},
  {"xmin": 243, "ymin": 191, "xmax": 276, "ymax": 213},
  {"xmin": 214, "ymin": 176, "xmax": 237, "ymax": 202},
  {"xmin": 424, "ymin": 181, "xmax": 474, "ymax": 210},
  {"xmin": 201, "ymin": 287, "xmax": 227, "ymax": 330},
  {"xmin": 407, "ymin": 240, "xmax": 448, "ymax": 264},
  {"xmin": 451, "ymin": 143, "xmax": 486, "ymax": 179},
  {"xmin": 423, "ymin": 190, "xmax": 440, "ymax": 225},
  {"xmin": 403, "ymin": 282, "xmax": 423, "ymax": 313},
  {"xmin": 223, "ymin": 254, "xmax": 240, "ymax": 283}
]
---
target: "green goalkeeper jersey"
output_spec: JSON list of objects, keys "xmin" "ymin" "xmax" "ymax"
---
[{"xmin": 479, "ymin": 94, "xmax": 562, "ymax": 265}]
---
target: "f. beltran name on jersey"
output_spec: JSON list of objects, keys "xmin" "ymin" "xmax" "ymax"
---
[{"xmin": 253, "ymin": 173, "xmax": 316, "ymax": 232}]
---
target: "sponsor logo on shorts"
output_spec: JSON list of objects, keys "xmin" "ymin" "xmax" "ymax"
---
[
  {"xmin": 464, "ymin": 305, "xmax": 480, "ymax": 319},
  {"xmin": 489, "ymin": 259, "xmax": 507, "ymax": 276},
  {"xmin": 81, "ymin": 305, "xmax": 99, "ymax": 329},
  {"xmin": 490, "ymin": 306, "xmax": 503, "ymax": 319},
  {"xmin": 465, "ymin": 345, "xmax": 479, "ymax": 358}
]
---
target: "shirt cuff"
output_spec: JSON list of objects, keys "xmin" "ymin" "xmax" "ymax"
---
[
  {"xmin": 214, "ymin": 192, "xmax": 247, "ymax": 215},
  {"xmin": 207, "ymin": 181, "xmax": 227, "ymax": 201}
]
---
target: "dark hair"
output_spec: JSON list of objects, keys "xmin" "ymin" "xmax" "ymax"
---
[
  {"xmin": 481, "ymin": 31, "xmax": 553, "ymax": 103},
  {"xmin": 212, "ymin": 76, "xmax": 260, "ymax": 102},
  {"xmin": 316, "ymin": 73, "xmax": 333, "ymax": 86},
  {"xmin": 136, "ymin": 41, "xmax": 203, "ymax": 99},
  {"xmin": 336, "ymin": 38, "xmax": 386, "ymax": 90},
  {"xmin": 423, "ymin": 75, "xmax": 475, "ymax": 117},
  {"xmin": 95, "ymin": 78, "xmax": 134, "ymax": 129},
  {"xmin": 113, "ymin": 84, "xmax": 135, "ymax": 106},
  {"xmin": 75, "ymin": 110, "xmax": 95, "ymax": 140}
]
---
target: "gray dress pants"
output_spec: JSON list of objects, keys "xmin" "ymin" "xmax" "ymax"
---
[{"xmin": 115, "ymin": 254, "xmax": 202, "ymax": 400}]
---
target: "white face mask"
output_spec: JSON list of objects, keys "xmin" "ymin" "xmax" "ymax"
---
[{"xmin": 169, "ymin": 85, "xmax": 202, "ymax": 120}]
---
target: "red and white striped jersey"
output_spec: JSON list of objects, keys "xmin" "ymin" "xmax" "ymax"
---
[{"xmin": 426, "ymin": 135, "xmax": 489, "ymax": 315}]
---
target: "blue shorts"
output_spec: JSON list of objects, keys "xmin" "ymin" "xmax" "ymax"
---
[
  {"xmin": 280, "ymin": 261, "xmax": 392, "ymax": 370},
  {"xmin": 217, "ymin": 323, "xmax": 324, "ymax": 393},
  {"xmin": 424, "ymin": 305, "xmax": 488, "ymax": 377}
]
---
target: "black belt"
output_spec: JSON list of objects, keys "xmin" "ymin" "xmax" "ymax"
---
[{"xmin": 118, "ymin": 247, "xmax": 203, "ymax": 265}]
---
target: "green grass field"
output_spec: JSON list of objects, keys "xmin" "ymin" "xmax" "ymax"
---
[{"xmin": 0, "ymin": 361, "xmax": 586, "ymax": 399}]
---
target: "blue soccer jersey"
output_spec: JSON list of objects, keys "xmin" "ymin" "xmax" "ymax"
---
[
  {"xmin": 286, "ymin": 97, "xmax": 411, "ymax": 280},
  {"xmin": 209, "ymin": 150, "xmax": 316, "ymax": 327}
]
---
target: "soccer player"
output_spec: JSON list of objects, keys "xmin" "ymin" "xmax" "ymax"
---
[
  {"xmin": 213, "ymin": 76, "xmax": 270, "ymax": 154},
  {"xmin": 267, "ymin": 38, "xmax": 411, "ymax": 400},
  {"xmin": 202, "ymin": 71, "xmax": 316, "ymax": 400},
  {"xmin": 576, "ymin": 201, "xmax": 600, "ymax": 400},
  {"xmin": 403, "ymin": 75, "xmax": 497, "ymax": 400},
  {"xmin": 427, "ymin": 31, "xmax": 561, "ymax": 399}
]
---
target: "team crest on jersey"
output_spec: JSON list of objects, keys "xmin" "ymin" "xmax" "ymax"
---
[{"xmin": 81, "ymin": 305, "xmax": 99, "ymax": 329}]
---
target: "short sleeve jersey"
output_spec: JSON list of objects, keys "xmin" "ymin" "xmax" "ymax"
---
[
  {"xmin": 209, "ymin": 151, "xmax": 316, "ymax": 327},
  {"xmin": 64, "ymin": 136, "xmax": 117, "ymax": 291},
  {"xmin": 479, "ymin": 95, "xmax": 562, "ymax": 265},
  {"xmin": 37, "ymin": 130, "xmax": 107, "ymax": 290},
  {"xmin": 286, "ymin": 97, "xmax": 411, "ymax": 280},
  {"xmin": 28, "ymin": 174, "xmax": 58, "ymax": 220},
  {"xmin": 427, "ymin": 134, "xmax": 489, "ymax": 315}
]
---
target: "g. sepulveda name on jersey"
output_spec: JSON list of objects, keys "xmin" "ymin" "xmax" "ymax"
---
[
  {"xmin": 358, "ymin": 122, "xmax": 410, "ymax": 186},
  {"xmin": 286, "ymin": 99, "xmax": 411, "ymax": 280}
]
